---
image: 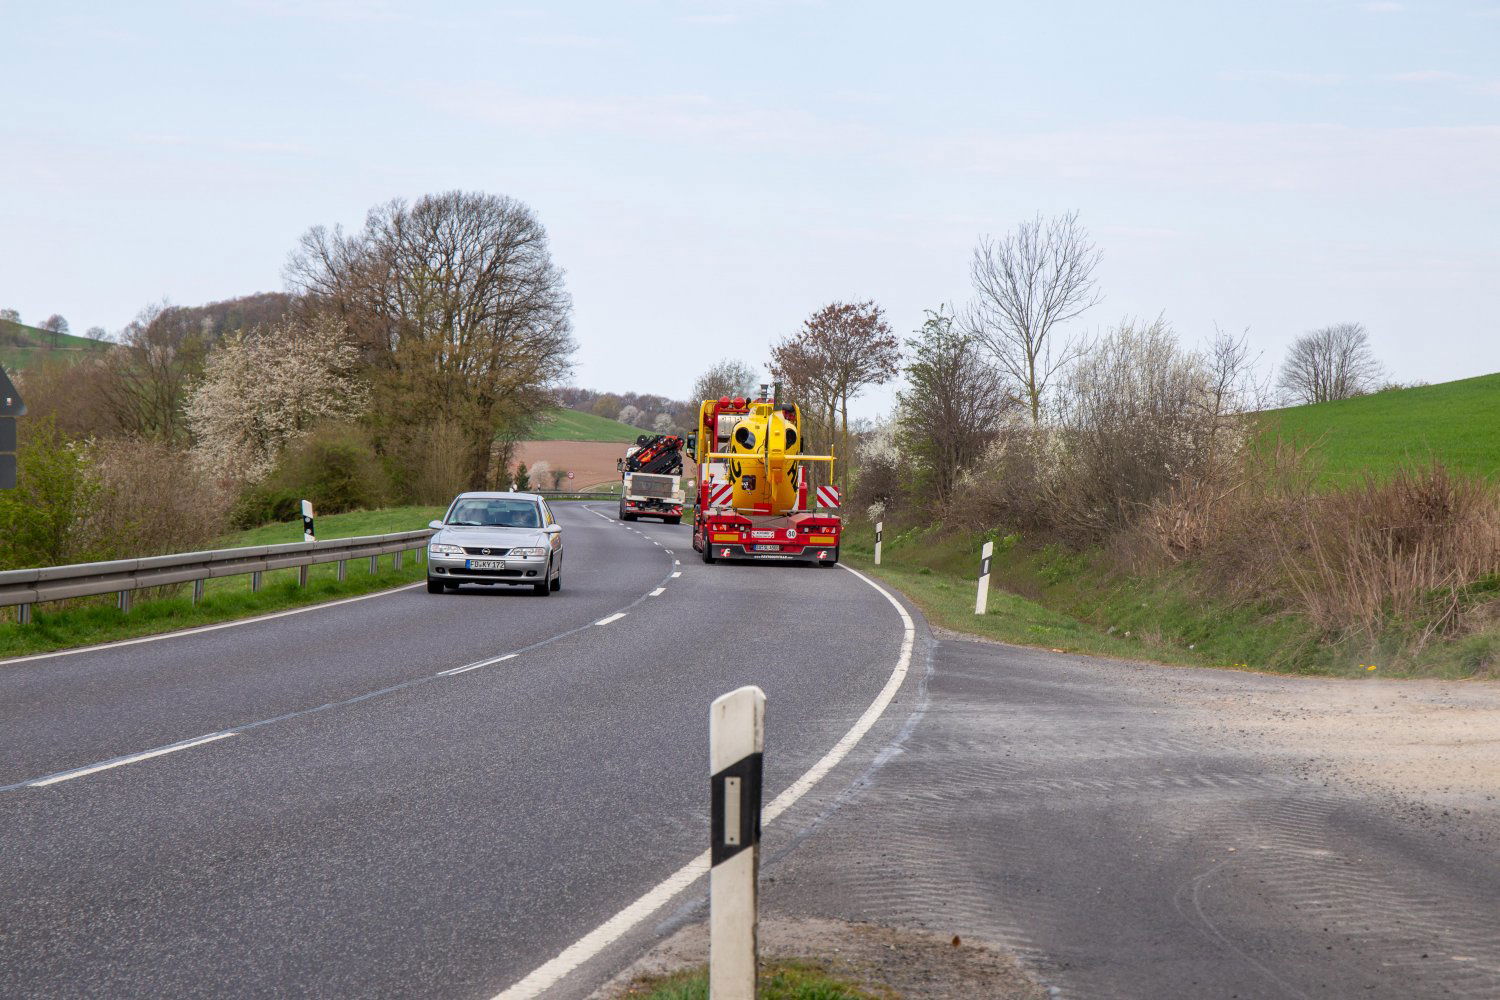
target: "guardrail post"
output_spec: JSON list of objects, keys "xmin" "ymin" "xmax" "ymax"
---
[
  {"xmin": 338, "ymin": 559, "xmax": 347, "ymax": 582},
  {"xmin": 298, "ymin": 564, "xmax": 309, "ymax": 588},
  {"xmin": 710, "ymin": 685, "xmax": 765, "ymax": 1000},
  {"xmin": 251, "ymin": 571, "xmax": 263, "ymax": 593},
  {"xmin": 193, "ymin": 579, "xmax": 205, "ymax": 604},
  {"xmin": 117, "ymin": 590, "xmax": 131, "ymax": 613},
  {"xmin": 394, "ymin": 549, "xmax": 403, "ymax": 571},
  {"xmin": 976, "ymin": 540, "xmax": 993, "ymax": 615},
  {"xmin": 368, "ymin": 555, "xmax": 378, "ymax": 575},
  {"xmin": 874, "ymin": 521, "xmax": 883, "ymax": 566},
  {"xmin": 18, "ymin": 603, "xmax": 31, "ymax": 625}
]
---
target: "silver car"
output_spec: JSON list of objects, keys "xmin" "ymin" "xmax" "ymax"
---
[{"xmin": 425, "ymin": 492, "xmax": 563, "ymax": 596}]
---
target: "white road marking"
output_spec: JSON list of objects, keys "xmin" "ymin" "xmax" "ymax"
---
[
  {"xmin": 649, "ymin": 587, "xmax": 665, "ymax": 596},
  {"xmin": 29, "ymin": 732, "xmax": 235, "ymax": 787},
  {"xmin": 671, "ymin": 572, "xmax": 682, "ymax": 579},
  {"xmin": 490, "ymin": 564, "xmax": 916, "ymax": 999},
  {"xmin": 0, "ymin": 583, "xmax": 426, "ymax": 667},
  {"xmin": 441, "ymin": 663, "xmax": 484, "ymax": 676},
  {"xmin": 674, "ymin": 560, "xmax": 680, "ymax": 566},
  {"xmin": 595, "ymin": 612, "xmax": 627, "ymax": 625}
]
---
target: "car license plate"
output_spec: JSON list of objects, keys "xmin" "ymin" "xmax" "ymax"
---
[
  {"xmin": 752, "ymin": 544, "xmax": 782, "ymax": 552},
  {"xmin": 750, "ymin": 530, "xmax": 775, "ymax": 539},
  {"xmin": 467, "ymin": 559, "xmax": 506, "ymax": 570}
]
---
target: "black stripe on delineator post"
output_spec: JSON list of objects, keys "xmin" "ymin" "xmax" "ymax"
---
[
  {"xmin": 711, "ymin": 752, "xmax": 763, "ymax": 866},
  {"xmin": 981, "ymin": 555, "xmax": 992, "ymax": 577}
]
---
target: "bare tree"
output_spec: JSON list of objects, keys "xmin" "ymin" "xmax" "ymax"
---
[
  {"xmin": 286, "ymin": 191, "xmax": 575, "ymax": 490},
  {"xmin": 0, "ymin": 308, "xmax": 19, "ymax": 323},
  {"xmin": 896, "ymin": 308, "xmax": 1016, "ymax": 501},
  {"xmin": 40, "ymin": 314, "xmax": 69, "ymax": 347},
  {"xmin": 691, "ymin": 358, "xmax": 759, "ymax": 402},
  {"xmin": 95, "ymin": 301, "xmax": 209, "ymax": 443},
  {"xmin": 769, "ymin": 300, "xmax": 901, "ymax": 493},
  {"xmin": 84, "ymin": 326, "xmax": 110, "ymax": 342},
  {"xmin": 1277, "ymin": 323, "xmax": 1383, "ymax": 405},
  {"xmin": 963, "ymin": 212, "xmax": 1103, "ymax": 423}
]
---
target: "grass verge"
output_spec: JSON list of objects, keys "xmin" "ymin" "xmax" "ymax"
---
[
  {"xmin": 0, "ymin": 506, "xmax": 443, "ymax": 660},
  {"xmin": 843, "ymin": 521, "xmax": 1494, "ymax": 680},
  {"xmin": 620, "ymin": 961, "xmax": 888, "ymax": 1000}
]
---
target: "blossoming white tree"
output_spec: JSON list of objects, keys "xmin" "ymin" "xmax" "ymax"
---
[{"xmin": 184, "ymin": 315, "xmax": 369, "ymax": 484}]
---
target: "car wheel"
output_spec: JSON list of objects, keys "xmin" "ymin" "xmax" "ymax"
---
[
  {"xmin": 426, "ymin": 577, "xmax": 444, "ymax": 593},
  {"xmin": 534, "ymin": 559, "xmax": 552, "ymax": 595}
]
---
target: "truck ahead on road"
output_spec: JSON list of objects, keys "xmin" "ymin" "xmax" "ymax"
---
[
  {"xmin": 689, "ymin": 387, "xmax": 842, "ymax": 565},
  {"xmin": 616, "ymin": 434, "xmax": 687, "ymax": 524}
]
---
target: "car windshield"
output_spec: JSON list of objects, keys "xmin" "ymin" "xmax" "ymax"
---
[{"xmin": 447, "ymin": 499, "xmax": 542, "ymax": 529}]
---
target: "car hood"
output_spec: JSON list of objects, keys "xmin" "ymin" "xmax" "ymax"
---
[{"xmin": 434, "ymin": 525, "xmax": 549, "ymax": 549}]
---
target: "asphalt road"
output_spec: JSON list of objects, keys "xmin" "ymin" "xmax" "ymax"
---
[
  {"xmin": 0, "ymin": 503, "xmax": 914, "ymax": 998},
  {"xmin": 766, "ymin": 635, "xmax": 1500, "ymax": 999}
]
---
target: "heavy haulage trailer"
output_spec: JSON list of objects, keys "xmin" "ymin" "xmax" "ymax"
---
[
  {"xmin": 689, "ymin": 388, "xmax": 842, "ymax": 565},
  {"xmin": 617, "ymin": 434, "xmax": 687, "ymax": 523}
]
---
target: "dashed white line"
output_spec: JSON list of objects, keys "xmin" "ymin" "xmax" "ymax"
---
[
  {"xmin": 671, "ymin": 572, "xmax": 682, "ymax": 579},
  {"xmin": 490, "ymin": 564, "xmax": 916, "ymax": 1000},
  {"xmin": 595, "ymin": 612, "xmax": 627, "ymax": 625},
  {"xmin": 29, "ymin": 732, "xmax": 236, "ymax": 787},
  {"xmin": 649, "ymin": 587, "xmax": 665, "ymax": 596}
]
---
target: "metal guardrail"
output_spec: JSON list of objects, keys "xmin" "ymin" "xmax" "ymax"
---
[{"xmin": 0, "ymin": 529, "xmax": 434, "ymax": 624}]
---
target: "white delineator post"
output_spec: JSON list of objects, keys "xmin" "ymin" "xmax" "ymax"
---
[
  {"xmin": 874, "ymin": 521, "xmax": 883, "ymax": 566},
  {"xmin": 301, "ymin": 499, "xmax": 316, "ymax": 543},
  {"xmin": 976, "ymin": 539, "xmax": 994, "ymax": 615},
  {"xmin": 710, "ymin": 686, "xmax": 765, "ymax": 1000}
]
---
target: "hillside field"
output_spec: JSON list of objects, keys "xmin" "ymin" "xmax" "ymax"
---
[
  {"xmin": 531, "ymin": 408, "xmax": 645, "ymax": 443},
  {"xmin": 1258, "ymin": 372, "xmax": 1500, "ymax": 484},
  {"xmin": 0, "ymin": 319, "xmax": 103, "ymax": 372}
]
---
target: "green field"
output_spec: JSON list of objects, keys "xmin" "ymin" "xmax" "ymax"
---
[
  {"xmin": 0, "ymin": 319, "xmax": 104, "ymax": 372},
  {"xmin": 531, "ymin": 407, "xmax": 645, "ymax": 442},
  {"xmin": 1258, "ymin": 372, "xmax": 1500, "ymax": 484},
  {"xmin": 0, "ymin": 506, "xmax": 443, "ymax": 658}
]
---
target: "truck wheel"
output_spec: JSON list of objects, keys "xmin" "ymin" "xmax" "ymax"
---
[
  {"xmin": 701, "ymin": 543, "xmax": 715, "ymax": 564},
  {"xmin": 819, "ymin": 546, "xmax": 840, "ymax": 567},
  {"xmin": 666, "ymin": 517, "xmax": 681, "ymax": 525}
]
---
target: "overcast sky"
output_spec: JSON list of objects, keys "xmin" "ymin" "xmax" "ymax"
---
[{"xmin": 3, "ymin": 0, "xmax": 1497, "ymax": 417}]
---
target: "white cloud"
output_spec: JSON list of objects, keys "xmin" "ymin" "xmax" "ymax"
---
[
  {"xmin": 922, "ymin": 119, "xmax": 1500, "ymax": 195},
  {"xmin": 1361, "ymin": 2, "xmax": 1404, "ymax": 11},
  {"xmin": 1218, "ymin": 69, "xmax": 1347, "ymax": 85},
  {"xmin": 1387, "ymin": 70, "xmax": 1462, "ymax": 83}
]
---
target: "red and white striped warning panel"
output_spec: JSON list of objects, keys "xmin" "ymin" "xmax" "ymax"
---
[
  {"xmin": 815, "ymin": 485, "xmax": 841, "ymax": 508},
  {"xmin": 706, "ymin": 482, "xmax": 735, "ymax": 507}
]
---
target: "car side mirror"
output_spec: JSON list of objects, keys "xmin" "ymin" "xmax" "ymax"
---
[{"xmin": 428, "ymin": 520, "xmax": 443, "ymax": 530}]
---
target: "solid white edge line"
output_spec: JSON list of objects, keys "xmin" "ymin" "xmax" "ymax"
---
[
  {"xmin": 0, "ymin": 583, "xmax": 426, "ymax": 667},
  {"xmin": 649, "ymin": 587, "xmax": 665, "ymax": 596},
  {"xmin": 489, "ymin": 563, "xmax": 915, "ymax": 1000},
  {"xmin": 29, "ymin": 732, "xmax": 235, "ymax": 787},
  {"xmin": 595, "ymin": 613, "xmax": 627, "ymax": 626}
]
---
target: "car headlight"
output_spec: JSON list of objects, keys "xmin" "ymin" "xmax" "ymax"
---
[
  {"xmin": 429, "ymin": 542, "xmax": 465, "ymax": 556},
  {"xmin": 509, "ymin": 546, "xmax": 547, "ymax": 558}
]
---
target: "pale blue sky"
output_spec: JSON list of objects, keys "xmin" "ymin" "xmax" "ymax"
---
[{"xmin": 3, "ymin": 0, "xmax": 1497, "ymax": 415}]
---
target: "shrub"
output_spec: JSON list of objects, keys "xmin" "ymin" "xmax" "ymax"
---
[
  {"xmin": 0, "ymin": 420, "xmax": 101, "ymax": 569},
  {"xmin": 269, "ymin": 422, "xmax": 387, "ymax": 516},
  {"xmin": 81, "ymin": 437, "xmax": 230, "ymax": 556}
]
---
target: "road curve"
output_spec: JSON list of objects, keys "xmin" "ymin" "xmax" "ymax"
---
[{"xmin": 0, "ymin": 503, "xmax": 916, "ymax": 998}]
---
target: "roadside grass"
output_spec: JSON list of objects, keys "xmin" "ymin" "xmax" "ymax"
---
[
  {"xmin": 621, "ymin": 961, "xmax": 888, "ymax": 1000},
  {"xmin": 1257, "ymin": 372, "xmax": 1500, "ymax": 486},
  {"xmin": 0, "ymin": 506, "xmax": 443, "ymax": 660},
  {"xmin": 532, "ymin": 407, "xmax": 644, "ymax": 443},
  {"xmin": 843, "ymin": 521, "xmax": 1492, "ymax": 679}
]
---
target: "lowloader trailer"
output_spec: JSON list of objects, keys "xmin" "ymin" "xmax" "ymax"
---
[{"xmin": 688, "ymin": 388, "xmax": 842, "ymax": 565}]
